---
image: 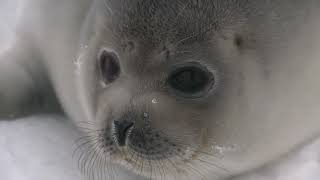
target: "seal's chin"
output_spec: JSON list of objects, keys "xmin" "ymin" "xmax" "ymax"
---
[
  {"xmin": 75, "ymin": 122, "xmax": 228, "ymax": 179},
  {"xmin": 112, "ymin": 144, "xmax": 199, "ymax": 179},
  {"xmin": 74, "ymin": 125, "xmax": 230, "ymax": 180},
  {"xmin": 95, "ymin": 126, "xmax": 194, "ymax": 176},
  {"xmin": 112, "ymin": 144, "xmax": 230, "ymax": 180},
  {"xmin": 107, "ymin": 133, "xmax": 225, "ymax": 179}
]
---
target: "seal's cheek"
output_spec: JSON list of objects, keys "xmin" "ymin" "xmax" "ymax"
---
[
  {"xmin": 146, "ymin": 95, "xmax": 207, "ymax": 142},
  {"xmin": 74, "ymin": 42, "xmax": 122, "ymax": 124},
  {"xmin": 73, "ymin": 46, "xmax": 101, "ymax": 123}
]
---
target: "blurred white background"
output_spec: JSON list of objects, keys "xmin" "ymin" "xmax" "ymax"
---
[{"xmin": 0, "ymin": 0, "xmax": 17, "ymax": 50}]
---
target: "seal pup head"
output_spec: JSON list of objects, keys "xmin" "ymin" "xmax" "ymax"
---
[{"xmin": 73, "ymin": 0, "xmax": 320, "ymax": 179}]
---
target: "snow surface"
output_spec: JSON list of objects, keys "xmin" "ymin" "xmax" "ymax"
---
[
  {"xmin": 1, "ymin": 1, "xmax": 320, "ymax": 180},
  {"xmin": 0, "ymin": 116, "xmax": 84, "ymax": 180},
  {"xmin": 0, "ymin": 116, "xmax": 142, "ymax": 180}
]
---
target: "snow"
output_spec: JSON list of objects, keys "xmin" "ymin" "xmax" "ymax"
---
[
  {"xmin": 0, "ymin": 116, "xmax": 142, "ymax": 180},
  {"xmin": 0, "ymin": 116, "xmax": 84, "ymax": 180}
]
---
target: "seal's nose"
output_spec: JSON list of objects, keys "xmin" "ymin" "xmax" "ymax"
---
[{"xmin": 112, "ymin": 120, "xmax": 134, "ymax": 146}]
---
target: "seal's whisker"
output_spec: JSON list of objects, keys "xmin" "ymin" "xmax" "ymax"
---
[
  {"xmin": 172, "ymin": 152, "xmax": 210, "ymax": 180},
  {"xmin": 88, "ymin": 141, "xmax": 102, "ymax": 180},
  {"xmin": 104, "ymin": 148, "xmax": 115, "ymax": 180},
  {"xmin": 95, "ymin": 139, "xmax": 107, "ymax": 180},
  {"xmin": 101, "ymin": 151, "xmax": 107, "ymax": 180},
  {"xmin": 193, "ymin": 158, "xmax": 223, "ymax": 178},
  {"xmin": 82, "ymin": 140, "xmax": 100, "ymax": 177},
  {"xmin": 160, "ymin": 153, "xmax": 172, "ymax": 180},
  {"xmin": 162, "ymin": 153, "xmax": 182, "ymax": 180},
  {"xmin": 78, "ymin": 128, "xmax": 106, "ymax": 133},
  {"xmin": 102, "ymin": 0, "xmax": 114, "ymax": 15},
  {"xmin": 151, "ymin": 159, "xmax": 161, "ymax": 180},
  {"xmin": 95, "ymin": 148, "xmax": 103, "ymax": 180},
  {"xmin": 73, "ymin": 136, "xmax": 101, "ymax": 158},
  {"xmin": 197, "ymin": 157, "xmax": 230, "ymax": 173},
  {"xmin": 175, "ymin": 50, "xmax": 193, "ymax": 55},
  {"xmin": 156, "ymin": 159, "xmax": 165, "ymax": 180},
  {"xmin": 75, "ymin": 121, "xmax": 97, "ymax": 126},
  {"xmin": 75, "ymin": 135, "xmax": 100, "ymax": 144},
  {"xmin": 160, "ymin": 0, "xmax": 192, "ymax": 44},
  {"xmin": 75, "ymin": 124, "xmax": 106, "ymax": 132},
  {"xmin": 166, "ymin": 139, "xmax": 230, "ymax": 174},
  {"xmin": 173, "ymin": 21, "xmax": 217, "ymax": 48}
]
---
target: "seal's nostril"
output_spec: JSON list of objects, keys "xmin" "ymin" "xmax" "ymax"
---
[{"xmin": 113, "ymin": 120, "xmax": 134, "ymax": 146}]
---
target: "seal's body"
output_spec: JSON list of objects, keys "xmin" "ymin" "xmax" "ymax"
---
[{"xmin": 1, "ymin": 0, "xmax": 320, "ymax": 179}]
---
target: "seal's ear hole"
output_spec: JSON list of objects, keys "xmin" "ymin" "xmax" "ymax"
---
[{"xmin": 98, "ymin": 49, "xmax": 121, "ymax": 84}]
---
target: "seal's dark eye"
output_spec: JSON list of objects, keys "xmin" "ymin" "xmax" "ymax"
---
[
  {"xmin": 98, "ymin": 49, "xmax": 120, "ymax": 83},
  {"xmin": 168, "ymin": 63, "xmax": 215, "ymax": 98}
]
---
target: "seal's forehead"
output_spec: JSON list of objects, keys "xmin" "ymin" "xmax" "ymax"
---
[{"xmin": 100, "ymin": 0, "xmax": 240, "ymax": 45}]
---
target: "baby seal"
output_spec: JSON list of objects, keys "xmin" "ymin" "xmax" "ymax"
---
[{"xmin": 1, "ymin": 0, "xmax": 320, "ymax": 179}]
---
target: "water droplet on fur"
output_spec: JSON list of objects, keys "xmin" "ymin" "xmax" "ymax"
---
[
  {"xmin": 100, "ymin": 81, "xmax": 108, "ymax": 88},
  {"xmin": 143, "ymin": 112, "xmax": 149, "ymax": 118},
  {"xmin": 185, "ymin": 147, "xmax": 192, "ymax": 155},
  {"xmin": 74, "ymin": 55, "xmax": 84, "ymax": 75},
  {"xmin": 152, "ymin": 98, "xmax": 159, "ymax": 104},
  {"xmin": 74, "ymin": 60, "xmax": 82, "ymax": 67},
  {"xmin": 212, "ymin": 144, "xmax": 238, "ymax": 155},
  {"xmin": 143, "ymin": 113, "xmax": 151, "ymax": 126},
  {"xmin": 214, "ymin": 146, "xmax": 225, "ymax": 154}
]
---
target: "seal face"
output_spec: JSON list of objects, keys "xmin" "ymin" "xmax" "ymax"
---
[
  {"xmin": 73, "ymin": 1, "xmax": 235, "ymax": 179},
  {"xmin": 70, "ymin": 0, "xmax": 320, "ymax": 179},
  {"xmin": 2, "ymin": 0, "xmax": 320, "ymax": 179}
]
